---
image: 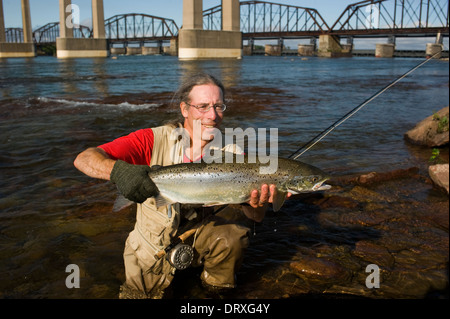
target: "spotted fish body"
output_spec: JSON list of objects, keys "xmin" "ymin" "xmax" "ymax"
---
[{"xmin": 148, "ymin": 156, "xmax": 330, "ymax": 212}]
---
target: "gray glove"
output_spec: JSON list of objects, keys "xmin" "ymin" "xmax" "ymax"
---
[{"xmin": 110, "ymin": 160, "xmax": 159, "ymax": 203}]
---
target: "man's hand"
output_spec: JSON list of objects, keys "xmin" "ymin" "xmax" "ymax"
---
[
  {"xmin": 248, "ymin": 184, "xmax": 292, "ymax": 208},
  {"xmin": 243, "ymin": 184, "xmax": 292, "ymax": 222},
  {"xmin": 110, "ymin": 160, "xmax": 159, "ymax": 203}
]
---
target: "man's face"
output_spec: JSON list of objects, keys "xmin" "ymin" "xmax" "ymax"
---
[{"xmin": 181, "ymin": 84, "xmax": 224, "ymax": 145}]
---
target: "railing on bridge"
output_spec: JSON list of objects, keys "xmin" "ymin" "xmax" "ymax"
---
[
  {"xmin": 32, "ymin": 23, "xmax": 92, "ymax": 43},
  {"xmin": 104, "ymin": 14, "xmax": 179, "ymax": 42},
  {"xmin": 6, "ymin": 24, "xmax": 92, "ymax": 43},
  {"xmin": 331, "ymin": 0, "xmax": 449, "ymax": 36},
  {"xmin": 203, "ymin": 0, "xmax": 330, "ymax": 37},
  {"xmin": 5, "ymin": 14, "xmax": 178, "ymax": 44},
  {"xmin": 5, "ymin": 28, "xmax": 23, "ymax": 43}
]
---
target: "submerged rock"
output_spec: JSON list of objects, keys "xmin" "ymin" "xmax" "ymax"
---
[
  {"xmin": 353, "ymin": 240, "xmax": 395, "ymax": 268},
  {"xmin": 290, "ymin": 256, "xmax": 351, "ymax": 285},
  {"xmin": 329, "ymin": 167, "xmax": 420, "ymax": 187}
]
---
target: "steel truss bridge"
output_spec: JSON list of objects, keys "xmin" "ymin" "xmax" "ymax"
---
[
  {"xmin": 5, "ymin": 14, "xmax": 179, "ymax": 44},
  {"xmin": 5, "ymin": 23, "xmax": 92, "ymax": 43},
  {"xmin": 4, "ymin": 0, "xmax": 449, "ymax": 44},
  {"xmin": 204, "ymin": 1, "xmax": 331, "ymax": 37},
  {"xmin": 205, "ymin": 0, "xmax": 449, "ymax": 39},
  {"xmin": 104, "ymin": 14, "xmax": 179, "ymax": 42},
  {"xmin": 331, "ymin": 0, "xmax": 449, "ymax": 37}
]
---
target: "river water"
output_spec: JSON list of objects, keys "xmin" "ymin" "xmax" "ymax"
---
[{"xmin": 0, "ymin": 55, "xmax": 448, "ymax": 299}]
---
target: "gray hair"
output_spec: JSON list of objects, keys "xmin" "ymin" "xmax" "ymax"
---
[{"xmin": 172, "ymin": 72, "xmax": 225, "ymax": 107}]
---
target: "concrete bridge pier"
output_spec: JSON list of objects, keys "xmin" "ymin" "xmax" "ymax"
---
[
  {"xmin": 142, "ymin": 41, "xmax": 163, "ymax": 55},
  {"xmin": 243, "ymin": 38, "xmax": 254, "ymax": 56},
  {"xmin": 56, "ymin": 0, "xmax": 108, "ymax": 58},
  {"xmin": 110, "ymin": 45, "xmax": 126, "ymax": 55},
  {"xmin": 343, "ymin": 36, "xmax": 353, "ymax": 53},
  {"xmin": 297, "ymin": 37, "xmax": 316, "ymax": 56},
  {"xmin": 178, "ymin": 0, "xmax": 242, "ymax": 59},
  {"xmin": 298, "ymin": 44, "xmax": 314, "ymax": 56},
  {"xmin": 0, "ymin": 0, "xmax": 36, "ymax": 58},
  {"xmin": 426, "ymin": 33, "xmax": 443, "ymax": 59},
  {"xmin": 111, "ymin": 41, "xmax": 174, "ymax": 56},
  {"xmin": 297, "ymin": 38, "xmax": 314, "ymax": 56},
  {"xmin": 163, "ymin": 38, "xmax": 178, "ymax": 56},
  {"xmin": 265, "ymin": 38, "xmax": 284, "ymax": 56},
  {"xmin": 375, "ymin": 36, "xmax": 396, "ymax": 58},
  {"xmin": 425, "ymin": 43, "xmax": 443, "ymax": 59},
  {"xmin": 375, "ymin": 43, "xmax": 395, "ymax": 58},
  {"xmin": 0, "ymin": 0, "xmax": 3, "ymax": 44},
  {"xmin": 317, "ymin": 35, "xmax": 352, "ymax": 58},
  {"xmin": 126, "ymin": 46, "xmax": 142, "ymax": 55}
]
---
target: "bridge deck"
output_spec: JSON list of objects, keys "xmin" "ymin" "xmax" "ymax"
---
[{"xmin": 3, "ymin": 1, "xmax": 449, "ymax": 45}]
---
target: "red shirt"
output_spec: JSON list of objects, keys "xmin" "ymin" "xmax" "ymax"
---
[
  {"xmin": 99, "ymin": 128, "xmax": 221, "ymax": 165},
  {"xmin": 98, "ymin": 128, "xmax": 154, "ymax": 165}
]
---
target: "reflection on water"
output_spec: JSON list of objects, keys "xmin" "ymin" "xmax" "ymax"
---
[
  {"xmin": 58, "ymin": 59, "xmax": 79, "ymax": 96},
  {"xmin": 0, "ymin": 55, "xmax": 448, "ymax": 299}
]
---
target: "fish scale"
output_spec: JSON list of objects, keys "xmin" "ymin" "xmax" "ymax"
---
[{"xmin": 148, "ymin": 156, "xmax": 330, "ymax": 212}]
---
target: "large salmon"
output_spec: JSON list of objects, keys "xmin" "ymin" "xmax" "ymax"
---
[{"xmin": 149, "ymin": 155, "xmax": 330, "ymax": 212}]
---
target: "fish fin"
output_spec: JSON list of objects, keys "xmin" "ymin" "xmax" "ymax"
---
[
  {"xmin": 287, "ymin": 189, "xmax": 300, "ymax": 195},
  {"xmin": 272, "ymin": 190, "xmax": 288, "ymax": 212},
  {"xmin": 112, "ymin": 194, "xmax": 135, "ymax": 212},
  {"xmin": 203, "ymin": 202, "xmax": 227, "ymax": 207},
  {"xmin": 154, "ymin": 193, "xmax": 176, "ymax": 207}
]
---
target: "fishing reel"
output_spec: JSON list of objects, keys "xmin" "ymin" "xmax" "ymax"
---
[{"xmin": 166, "ymin": 243, "xmax": 194, "ymax": 270}]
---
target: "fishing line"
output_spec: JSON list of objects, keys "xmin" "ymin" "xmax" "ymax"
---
[{"xmin": 288, "ymin": 50, "xmax": 444, "ymax": 160}]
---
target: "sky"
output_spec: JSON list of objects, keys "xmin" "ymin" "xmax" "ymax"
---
[
  {"xmin": 2, "ymin": 0, "xmax": 447, "ymax": 49},
  {"xmin": 1, "ymin": 0, "xmax": 362, "ymax": 29}
]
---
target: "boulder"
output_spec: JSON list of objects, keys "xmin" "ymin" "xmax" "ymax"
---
[
  {"xmin": 290, "ymin": 256, "xmax": 350, "ymax": 284},
  {"xmin": 404, "ymin": 106, "xmax": 449, "ymax": 147},
  {"xmin": 429, "ymin": 164, "xmax": 449, "ymax": 193}
]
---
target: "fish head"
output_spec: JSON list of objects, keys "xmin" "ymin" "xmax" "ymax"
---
[{"xmin": 285, "ymin": 173, "xmax": 331, "ymax": 194}]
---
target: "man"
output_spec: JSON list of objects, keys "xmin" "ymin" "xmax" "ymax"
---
[{"xmin": 74, "ymin": 73, "xmax": 283, "ymax": 298}]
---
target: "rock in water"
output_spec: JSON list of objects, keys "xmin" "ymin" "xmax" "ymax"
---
[
  {"xmin": 404, "ymin": 106, "xmax": 449, "ymax": 147},
  {"xmin": 290, "ymin": 256, "xmax": 350, "ymax": 285},
  {"xmin": 429, "ymin": 164, "xmax": 449, "ymax": 193}
]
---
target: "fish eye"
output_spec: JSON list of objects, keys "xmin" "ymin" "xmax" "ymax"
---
[{"xmin": 311, "ymin": 176, "xmax": 318, "ymax": 182}]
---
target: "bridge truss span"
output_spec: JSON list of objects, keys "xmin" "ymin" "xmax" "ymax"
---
[
  {"xmin": 33, "ymin": 23, "xmax": 92, "ymax": 44},
  {"xmin": 203, "ymin": 0, "xmax": 330, "ymax": 38},
  {"xmin": 4, "ymin": 28, "xmax": 23, "ymax": 43},
  {"xmin": 331, "ymin": 0, "xmax": 449, "ymax": 37},
  {"xmin": 6, "ymin": 23, "xmax": 92, "ymax": 44},
  {"xmin": 105, "ymin": 13, "xmax": 179, "ymax": 42}
]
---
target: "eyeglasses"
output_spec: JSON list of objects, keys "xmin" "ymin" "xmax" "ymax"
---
[{"xmin": 185, "ymin": 102, "xmax": 227, "ymax": 113}]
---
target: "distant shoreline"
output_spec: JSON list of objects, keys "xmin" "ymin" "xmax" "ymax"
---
[{"xmin": 251, "ymin": 49, "xmax": 449, "ymax": 58}]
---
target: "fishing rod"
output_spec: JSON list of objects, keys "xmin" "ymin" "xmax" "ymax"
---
[
  {"xmin": 288, "ymin": 50, "xmax": 444, "ymax": 161},
  {"xmin": 157, "ymin": 50, "xmax": 445, "ymax": 254}
]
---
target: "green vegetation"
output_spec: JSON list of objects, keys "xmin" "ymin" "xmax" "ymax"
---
[
  {"xmin": 432, "ymin": 112, "xmax": 449, "ymax": 134},
  {"xmin": 36, "ymin": 44, "xmax": 56, "ymax": 56},
  {"xmin": 429, "ymin": 148, "xmax": 442, "ymax": 164}
]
